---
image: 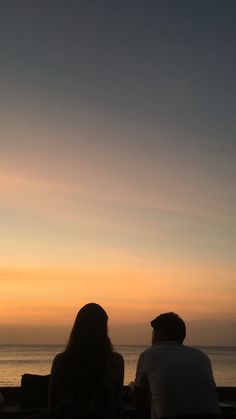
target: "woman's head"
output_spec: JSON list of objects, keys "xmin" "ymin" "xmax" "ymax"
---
[
  {"xmin": 66, "ymin": 302, "xmax": 112, "ymax": 353},
  {"xmin": 73, "ymin": 302, "xmax": 108, "ymax": 341},
  {"xmin": 60, "ymin": 304, "xmax": 113, "ymax": 391}
]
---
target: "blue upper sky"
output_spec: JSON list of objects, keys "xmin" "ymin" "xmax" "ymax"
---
[{"xmin": 0, "ymin": 1, "xmax": 235, "ymax": 344}]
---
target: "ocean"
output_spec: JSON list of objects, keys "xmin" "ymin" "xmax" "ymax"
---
[{"xmin": 0, "ymin": 345, "xmax": 235, "ymax": 387}]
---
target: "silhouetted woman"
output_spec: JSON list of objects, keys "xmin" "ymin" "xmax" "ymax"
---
[{"xmin": 48, "ymin": 303, "xmax": 124, "ymax": 418}]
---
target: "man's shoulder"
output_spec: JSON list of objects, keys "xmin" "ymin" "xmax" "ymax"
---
[
  {"xmin": 183, "ymin": 345, "xmax": 207, "ymax": 354},
  {"xmin": 138, "ymin": 343, "xmax": 211, "ymax": 359},
  {"xmin": 182, "ymin": 345, "xmax": 211, "ymax": 362},
  {"xmin": 140, "ymin": 344, "xmax": 210, "ymax": 359},
  {"xmin": 138, "ymin": 345, "xmax": 161, "ymax": 362}
]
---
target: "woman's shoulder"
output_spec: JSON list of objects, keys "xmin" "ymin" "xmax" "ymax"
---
[
  {"xmin": 112, "ymin": 351, "xmax": 124, "ymax": 363},
  {"xmin": 111, "ymin": 351, "xmax": 124, "ymax": 371},
  {"xmin": 53, "ymin": 351, "xmax": 65, "ymax": 362},
  {"xmin": 51, "ymin": 352, "xmax": 66, "ymax": 371},
  {"xmin": 110, "ymin": 352, "xmax": 124, "ymax": 389}
]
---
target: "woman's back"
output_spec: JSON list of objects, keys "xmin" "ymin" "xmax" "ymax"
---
[
  {"xmin": 48, "ymin": 303, "xmax": 124, "ymax": 419},
  {"xmin": 49, "ymin": 351, "xmax": 124, "ymax": 418}
]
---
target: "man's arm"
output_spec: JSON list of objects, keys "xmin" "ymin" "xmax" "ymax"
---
[{"xmin": 134, "ymin": 353, "xmax": 151, "ymax": 419}]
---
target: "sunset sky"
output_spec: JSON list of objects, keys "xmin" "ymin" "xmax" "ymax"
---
[{"xmin": 0, "ymin": 1, "xmax": 235, "ymax": 345}]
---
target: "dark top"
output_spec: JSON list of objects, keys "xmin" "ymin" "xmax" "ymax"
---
[{"xmin": 49, "ymin": 351, "xmax": 124, "ymax": 419}]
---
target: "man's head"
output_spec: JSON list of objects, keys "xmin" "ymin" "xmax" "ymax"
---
[{"xmin": 151, "ymin": 312, "xmax": 186, "ymax": 344}]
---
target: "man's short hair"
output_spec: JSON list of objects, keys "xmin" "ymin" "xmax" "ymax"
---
[{"xmin": 151, "ymin": 312, "xmax": 186, "ymax": 343}]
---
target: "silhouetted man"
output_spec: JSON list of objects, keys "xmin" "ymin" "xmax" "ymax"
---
[{"xmin": 134, "ymin": 312, "xmax": 220, "ymax": 419}]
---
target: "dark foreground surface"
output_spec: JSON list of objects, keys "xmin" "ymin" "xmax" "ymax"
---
[{"xmin": 0, "ymin": 375, "xmax": 236, "ymax": 419}]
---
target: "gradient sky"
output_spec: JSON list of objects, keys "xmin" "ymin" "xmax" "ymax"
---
[{"xmin": 0, "ymin": 1, "xmax": 235, "ymax": 345}]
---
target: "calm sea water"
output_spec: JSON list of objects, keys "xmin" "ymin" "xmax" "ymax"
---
[{"xmin": 0, "ymin": 345, "xmax": 235, "ymax": 387}]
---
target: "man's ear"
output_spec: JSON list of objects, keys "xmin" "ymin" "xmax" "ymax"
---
[
  {"xmin": 152, "ymin": 330, "xmax": 158, "ymax": 345},
  {"xmin": 152, "ymin": 329, "xmax": 163, "ymax": 344}
]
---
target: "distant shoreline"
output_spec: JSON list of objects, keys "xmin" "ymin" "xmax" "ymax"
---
[{"xmin": 1, "ymin": 343, "xmax": 236, "ymax": 348}]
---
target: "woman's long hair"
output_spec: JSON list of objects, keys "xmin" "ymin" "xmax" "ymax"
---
[{"xmin": 62, "ymin": 303, "xmax": 113, "ymax": 391}]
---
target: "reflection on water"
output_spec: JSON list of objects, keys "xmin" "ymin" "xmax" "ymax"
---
[{"xmin": 0, "ymin": 344, "xmax": 235, "ymax": 386}]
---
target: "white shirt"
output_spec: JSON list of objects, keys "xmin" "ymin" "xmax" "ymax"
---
[{"xmin": 134, "ymin": 342, "xmax": 220, "ymax": 418}]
